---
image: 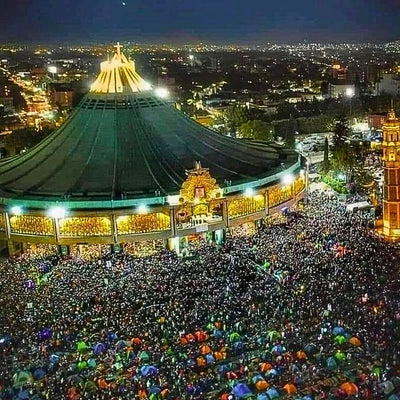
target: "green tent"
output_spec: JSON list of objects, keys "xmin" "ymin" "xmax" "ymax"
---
[
  {"xmin": 229, "ymin": 332, "xmax": 241, "ymax": 342},
  {"xmin": 138, "ymin": 350, "xmax": 151, "ymax": 362},
  {"xmin": 334, "ymin": 351, "xmax": 346, "ymax": 361},
  {"xmin": 267, "ymin": 330, "xmax": 281, "ymax": 341},
  {"xmin": 77, "ymin": 341, "xmax": 88, "ymax": 353},
  {"xmin": 13, "ymin": 370, "xmax": 33, "ymax": 388},
  {"xmin": 334, "ymin": 335, "xmax": 347, "ymax": 345},
  {"xmin": 77, "ymin": 360, "xmax": 88, "ymax": 371},
  {"xmin": 372, "ymin": 365, "xmax": 382, "ymax": 377}
]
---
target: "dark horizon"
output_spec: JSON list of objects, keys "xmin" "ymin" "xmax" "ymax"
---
[{"xmin": 1, "ymin": 0, "xmax": 400, "ymax": 45}]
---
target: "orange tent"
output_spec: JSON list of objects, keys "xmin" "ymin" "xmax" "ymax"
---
[
  {"xmin": 138, "ymin": 389, "xmax": 147, "ymax": 399},
  {"xmin": 97, "ymin": 378, "xmax": 108, "ymax": 389},
  {"xmin": 180, "ymin": 337, "xmax": 188, "ymax": 346},
  {"xmin": 349, "ymin": 337, "xmax": 361, "ymax": 347},
  {"xmin": 256, "ymin": 380, "xmax": 270, "ymax": 391},
  {"xmin": 196, "ymin": 356, "xmax": 206, "ymax": 367},
  {"xmin": 283, "ymin": 383, "xmax": 297, "ymax": 395},
  {"xmin": 260, "ymin": 362, "xmax": 273, "ymax": 372},
  {"xmin": 214, "ymin": 321, "xmax": 223, "ymax": 329},
  {"xmin": 214, "ymin": 351, "xmax": 224, "ymax": 361},
  {"xmin": 131, "ymin": 337, "xmax": 142, "ymax": 345},
  {"xmin": 161, "ymin": 389, "xmax": 170, "ymax": 398},
  {"xmin": 186, "ymin": 333, "xmax": 195, "ymax": 342},
  {"xmin": 200, "ymin": 344, "xmax": 212, "ymax": 355},
  {"xmin": 68, "ymin": 387, "xmax": 80, "ymax": 400},
  {"xmin": 340, "ymin": 382, "xmax": 358, "ymax": 396},
  {"xmin": 221, "ymin": 394, "xmax": 230, "ymax": 400},
  {"xmin": 296, "ymin": 350, "xmax": 307, "ymax": 360},
  {"xmin": 195, "ymin": 331, "xmax": 208, "ymax": 342},
  {"xmin": 226, "ymin": 371, "xmax": 238, "ymax": 380}
]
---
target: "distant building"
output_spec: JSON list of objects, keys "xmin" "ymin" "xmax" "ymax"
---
[
  {"xmin": 376, "ymin": 73, "xmax": 400, "ymax": 96},
  {"xmin": 368, "ymin": 113, "xmax": 387, "ymax": 130},
  {"xmin": 0, "ymin": 97, "xmax": 14, "ymax": 115},
  {"xmin": 331, "ymin": 63, "xmax": 348, "ymax": 81},
  {"xmin": 327, "ymin": 83, "xmax": 357, "ymax": 98},
  {"xmin": 50, "ymin": 84, "xmax": 74, "ymax": 109}
]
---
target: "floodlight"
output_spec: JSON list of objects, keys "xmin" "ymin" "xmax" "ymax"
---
[
  {"xmin": 10, "ymin": 206, "xmax": 22, "ymax": 215},
  {"xmin": 48, "ymin": 206, "xmax": 66, "ymax": 219},
  {"xmin": 154, "ymin": 87, "xmax": 169, "ymax": 99}
]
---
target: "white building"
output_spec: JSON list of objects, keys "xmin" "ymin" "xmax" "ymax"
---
[{"xmin": 376, "ymin": 73, "xmax": 400, "ymax": 96}]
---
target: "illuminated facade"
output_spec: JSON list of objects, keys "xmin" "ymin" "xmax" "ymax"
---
[
  {"xmin": 381, "ymin": 109, "xmax": 400, "ymax": 240},
  {"xmin": 0, "ymin": 44, "xmax": 305, "ymax": 255}
]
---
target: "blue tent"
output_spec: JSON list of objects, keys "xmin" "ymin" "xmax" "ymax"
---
[
  {"xmin": 33, "ymin": 368, "xmax": 46, "ymax": 380},
  {"xmin": 252, "ymin": 374, "xmax": 265, "ymax": 384},
  {"xmin": 107, "ymin": 332, "xmax": 118, "ymax": 342},
  {"xmin": 205, "ymin": 354, "xmax": 215, "ymax": 364},
  {"xmin": 266, "ymin": 387, "xmax": 280, "ymax": 399},
  {"xmin": 213, "ymin": 329, "xmax": 223, "ymax": 338},
  {"xmin": 49, "ymin": 354, "xmax": 60, "ymax": 364},
  {"xmin": 266, "ymin": 368, "xmax": 279, "ymax": 378},
  {"xmin": 326, "ymin": 356, "xmax": 338, "ymax": 370},
  {"xmin": 271, "ymin": 344, "xmax": 284, "ymax": 354},
  {"xmin": 93, "ymin": 342, "xmax": 106, "ymax": 355},
  {"xmin": 187, "ymin": 359, "xmax": 196, "ymax": 368},
  {"xmin": 388, "ymin": 395, "xmax": 400, "ymax": 400},
  {"xmin": 261, "ymin": 351, "xmax": 273, "ymax": 361},
  {"xmin": 304, "ymin": 343, "xmax": 318, "ymax": 354},
  {"xmin": 0, "ymin": 335, "xmax": 12, "ymax": 345},
  {"xmin": 18, "ymin": 390, "xmax": 30, "ymax": 400},
  {"xmin": 257, "ymin": 394, "xmax": 269, "ymax": 400},
  {"xmin": 232, "ymin": 383, "xmax": 252, "ymax": 399},
  {"xmin": 149, "ymin": 386, "xmax": 161, "ymax": 394},
  {"xmin": 332, "ymin": 326, "xmax": 345, "ymax": 336},
  {"xmin": 218, "ymin": 365, "xmax": 231, "ymax": 374},
  {"xmin": 140, "ymin": 365, "xmax": 158, "ymax": 377}
]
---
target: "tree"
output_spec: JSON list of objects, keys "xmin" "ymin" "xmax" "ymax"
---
[
  {"xmin": 329, "ymin": 117, "xmax": 357, "ymax": 182},
  {"xmin": 322, "ymin": 137, "xmax": 330, "ymax": 173},
  {"xmin": 224, "ymin": 105, "xmax": 250, "ymax": 133},
  {"xmin": 332, "ymin": 117, "xmax": 350, "ymax": 149},
  {"xmin": 239, "ymin": 120, "xmax": 274, "ymax": 141}
]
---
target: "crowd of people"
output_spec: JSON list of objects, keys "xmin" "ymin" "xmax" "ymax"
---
[{"xmin": 1, "ymin": 192, "xmax": 400, "ymax": 400}]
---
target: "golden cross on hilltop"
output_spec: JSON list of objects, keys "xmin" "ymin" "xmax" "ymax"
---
[{"xmin": 114, "ymin": 42, "xmax": 122, "ymax": 57}]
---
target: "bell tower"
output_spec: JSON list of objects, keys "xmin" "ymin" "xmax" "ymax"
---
[{"xmin": 381, "ymin": 107, "xmax": 400, "ymax": 240}]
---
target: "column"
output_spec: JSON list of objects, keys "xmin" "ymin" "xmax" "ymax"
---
[
  {"xmin": 111, "ymin": 214, "xmax": 118, "ymax": 243},
  {"xmin": 170, "ymin": 207, "xmax": 177, "ymax": 237},
  {"xmin": 222, "ymin": 200, "xmax": 229, "ymax": 227}
]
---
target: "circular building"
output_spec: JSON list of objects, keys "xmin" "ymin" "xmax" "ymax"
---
[{"xmin": 0, "ymin": 45, "xmax": 305, "ymax": 255}]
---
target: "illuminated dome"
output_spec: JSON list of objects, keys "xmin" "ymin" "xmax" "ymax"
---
[
  {"xmin": 0, "ymin": 43, "xmax": 304, "ymax": 253},
  {"xmin": 90, "ymin": 43, "xmax": 152, "ymax": 94},
  {"xmin": 0, "ymin": 46, "xmax": 297, "ymax": 203}
]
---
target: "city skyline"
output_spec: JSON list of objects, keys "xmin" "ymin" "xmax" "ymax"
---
[{"xmin": 2, "ymin": 0, "xmax": 400, "ymax": 44}]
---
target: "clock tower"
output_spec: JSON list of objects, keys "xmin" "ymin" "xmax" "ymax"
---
[{"xmin": 381, "ymin": 108, "xmax": 400, "ymax": 240}]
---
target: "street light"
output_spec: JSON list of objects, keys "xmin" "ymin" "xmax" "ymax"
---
[{"xmin": 345, "ymin": 87, "xmax": 354, "ymax": 117}]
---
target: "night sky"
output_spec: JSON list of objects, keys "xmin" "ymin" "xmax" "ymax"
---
[{"xmin": 1, "ymin": 0, "xmax": 400, "ymax": 44}]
